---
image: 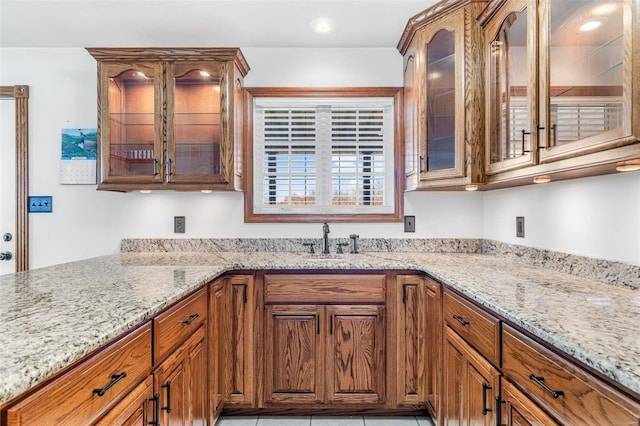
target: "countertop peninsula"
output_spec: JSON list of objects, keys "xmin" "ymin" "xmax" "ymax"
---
[{"xmin": 1, "ymin": 250, "xmax": 639, "ymax": 406}]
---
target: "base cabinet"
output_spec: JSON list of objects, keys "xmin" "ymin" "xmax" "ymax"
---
[
  {"xmin": 94, "ymin": 376, "xmax": 156, "ymax": 426},
  {"xmin": 442, "ymin": 327, "xmax": 500, "ymax": 426},
  {"xmin": 497, "ymin": 379, "xmax": 559, "ymax": 426},
  {"xmin": 209, "ymin": 279, "xmax": 227, "ymax": 421}
]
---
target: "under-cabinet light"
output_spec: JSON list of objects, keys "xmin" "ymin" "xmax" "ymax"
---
[
  {"xmin": 465, "ymin": 184, "xmax": 479, "ymax": 191},
  {"xmin": 140, "ymin": 190, "xmax": 152, "ymax": 194},
  {"xmin": 201, "ymin": 189, "xmax": 213, "ymax": 193},
  {"xmin": 310, "ymin": 18, "xmax": 336, "ymax": 34},
  {"xmin": 533, "ymin": 175, "xmax": 551, "ymax": 184},
  {"xmin": 616, "ymin": 161, "xmax": 640, "ymax": 172},
  {"xmin": 200, "ymin": 71, "xmax": 210, "ymax": 77}
]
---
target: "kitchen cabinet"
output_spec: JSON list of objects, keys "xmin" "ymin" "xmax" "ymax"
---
[
  {"xmin": 442, "ymin": 310, "xmax": 500, "ymax": 426},
  {"xmin": 424, "ymin": 277, "xmax": 442, "ymax": 420},
  {"xmin": 86, "ymin": 48, "xmax": 249, "ymax": 191},
  {"xmin": 399, "ymin": 0, "xmax": 487, "ymax": 190},
  {"xmin": 227, "ymin": 274, "xmax": 256, "ymax": 407},
  {"xmin": 3, "ymin": 323, "xmax": 153, "ymax": 426},
  {"xmin": 481, "ymin": 0, "xmax": 640, "ymax": 186},
  {"xmin": 209, "ymin": 279, "xmax": 227, "ymax": 421},
  {"xmin": 497, "ymin": 378, "xmax": 559, "ymax": 426},
  {"xmin": 94, "ymin": 375, "xmax": 157, "ymax": 426},
  {"xmin": 262, "ymin": 273, "xmax": 386, "ymax": 407}
]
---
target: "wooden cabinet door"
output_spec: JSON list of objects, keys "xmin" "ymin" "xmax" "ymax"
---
[
  {"xmin": 499, "ymin": 379, "xmax": 559, "ymax": 426},
  {"xmin": 425, "ymin": 277, "xmax": 442, "ymax": 419},
  {"xmin": 94, "ymin": 376, "xmax": 156, "ymax": 426},
  {"xmin": 264, "ymin": 305, "xmax": 324, "ymax": 404},
  {"xmin": 227, "ymin": 275, "xmax": 255, "ymax": 406},
  {"xmin": 443, "ymin": 327, "xmax": 500, "ymax": 426},
  {"xmin": 396, "ymin": 275, "xmax": 426, "ymax": 406},
  {"xmin": 155, "ymin": 325, "xmax": 207, "ymax": 425},
  {"xmin": 209, "ymin": 280, "xmax": 226, "ymax": 420},
  {"xmin": 326, "ymin": 305, "xmax": 385, "ymax": 405}
]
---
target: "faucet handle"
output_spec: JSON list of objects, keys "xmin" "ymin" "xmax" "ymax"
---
[
  {"xmin": 336, "ymin": 242, "xmax": 349, "ymax": 254},
  {"xmin": 302, "ymin": 242, "xmax": 315, "ymax": 254},
  {"xmin": 349, "ymin": 234, "xmax": 360, "ymax": 254}
]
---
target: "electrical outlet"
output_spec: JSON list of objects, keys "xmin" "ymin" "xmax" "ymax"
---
[
  {"xmin": 28, "ymin": 196, "xmax": 53, "ymax": 213},
  {"xmin": 516, "ymin": 216, "xmax": 525, "ymax": 238},
  {"xmin": 174, "ymin": 216, "xmax": 186, "ymax": 233},
  {"xmin": 404, "ymin": 215, "xmax": 416, "ymax": 233}
]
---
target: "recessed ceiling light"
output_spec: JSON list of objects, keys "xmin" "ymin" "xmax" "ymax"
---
[
  {"xmin": 135, "ymin": 71, "xmax": 147, "ymax": 78},
  {"xmin": 310, "ymin": 18, "xmax": 336, "ymax": 34},
  {"xmin": 199, "ymin": 71, "xmax": 210, "ymax": 77},
  {"xmin": 580, "ymin": 17, "xmax": 607, "ymax": 32}
]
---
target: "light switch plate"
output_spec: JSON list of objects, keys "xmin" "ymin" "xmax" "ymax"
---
[
  {"xmin": 174, "ymin": 216, "xmax": 185, "ymax": 233},
  {"xmin": 404, "ymin": 215, "xmax": 416, "ymax": 233},
  {"xmin": 28, "ymin": 196, "xmax": 53, "ymax": 213},
  {"xmin": 516, "ymin": 216, "xmax": 525, "ymax": 238}
]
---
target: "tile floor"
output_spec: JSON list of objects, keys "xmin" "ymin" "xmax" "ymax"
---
[{"xmin": 216, "ymin": 415, "xmax": 434, "ymax": 426}]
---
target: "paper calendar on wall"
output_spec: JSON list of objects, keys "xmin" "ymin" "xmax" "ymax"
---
[{"xmin": 59, "ymin": 128, "xmax": 97, "ymax": 185}]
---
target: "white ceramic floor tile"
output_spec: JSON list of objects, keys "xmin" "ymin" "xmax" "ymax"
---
[
  {"xmin": 257, "ymin": 416, "xmax": 311, "ymax": 426},
  {"xmin": 311, "ymin": 415, "xmax": 366, "ymax": 426},
  {"xmin": 416, "ymin": 416, "xmax": 434, "ymax": 426},
  {"xmin": 363, "ymin": 416, "xmax": 419, "ymax": 426},
  {"xmin": 216, "ymin": 416, "xmax": 259, "ymax": 426}
]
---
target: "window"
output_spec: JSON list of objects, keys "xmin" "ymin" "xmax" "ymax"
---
[{"xmin": 245, "ymin": 88, "xmax": 403, "ymax": 222}]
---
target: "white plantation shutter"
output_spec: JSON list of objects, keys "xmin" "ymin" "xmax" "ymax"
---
[{"xmin": 254, "ymin": 98, "xmax": 395, "ymax": 215}]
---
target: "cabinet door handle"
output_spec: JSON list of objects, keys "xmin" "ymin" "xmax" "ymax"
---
[
  {"xmin": 316, "ymin": 314, "xmax": 320, "ymax": 335},
  {"xmin": 536, "ymin": 124, "xmax": 545, "ymax": 149},
  {"xmin": 419, "ymin": 155, "xmax": 425, "ymax": 173},
  {"xmin": 482, "ymin": 383, "xmax": 493, "ymax": 415},
  {"xmin": 92, "ymin": 372, "xmax": 126, "ymax": 396},
  {"xmin": 153, "ymin": 159, "xmax": 158, "ymax": 176},
  {"xmin": 551, "ymin": 123, "xmax": 558, "ymax": 146},
  {"xmin": 161, "ymin": 381, "xmax": 172, "ymax": 412},
  {"xmin": 329, "ymin": 315, "xmax": 333, "ymax": 335},
  {"xmin": 495, "ymin": 397, "xmax": 506, "ymax": 426},
  {"xmin": 452, "ymin": 315, "xmax": 470, "ymax": 326},
  {"xmin": 148, "ymin": 393, "xmax": 160, "ymax": 426},
  {"xmin": 528, "ymin": 374, "xmax": 564, "ymax": 398},
  {"xmin": 521, "ymin": 129, "xmax": 531, "ymax": 154},
  {"xmin": 181, "ymin": 313, "xmax": 199, "ymax": 325},
  {"xmin": 166, "ymin": 158, "xmax": 173, "ymax": 177}
]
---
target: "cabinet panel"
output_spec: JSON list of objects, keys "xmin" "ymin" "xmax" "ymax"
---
[
  {"xmin": 425, "ymin": 278, "xmax": 442, "ymax": 419},
  {"xmin": 227, "ymin": 275, "xmax": 255, "ymax": 406},
  {"xmin": 264, "ymin": 305, "xmax": 324, "ymax": 404},
  {"xmin": 498, "ymin": 378, "xmax": 559, "ymax": 426},
  {"xmin": 94, "ymin": 375, "xmax": 156, "ymax": 426},
  {"xmin": 326, "ymin": 305, "xmax": 385, "ymax": 405},
  {"xmin": 396, "ymin": 275, "xmax": 426, "ymax": 406},
  {"xmin": 209, "ymin": 280, "xmax": 226, "ymax": 420}
]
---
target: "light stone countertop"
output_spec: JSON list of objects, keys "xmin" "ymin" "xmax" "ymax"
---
[{"xmin": 1, "ymin": 251, "xmax": 639, "ymax": 406}]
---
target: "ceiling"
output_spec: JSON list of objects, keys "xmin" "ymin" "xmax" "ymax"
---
[{"xmin": 0, "ymin": 0, "xmax": 438, "ymax": 49}]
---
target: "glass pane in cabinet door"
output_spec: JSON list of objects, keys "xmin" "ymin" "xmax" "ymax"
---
[
  {"xmin": 489, "ymin": 8, "xmax": 529, "ymax": 164},
  {"xmin": 549, "ymin": 0, "xmax": 623, "ymax": 146},
  {"xmin": 173, "ymin": 70, "xmax": 221, "ymax": 176},
  {"xmin": 426, "ymin": 29, "xmax": 455, "ymax": 171},
  {"xmin": 108, "ymin": 70, "xmax": 156, "ymax": 176}
]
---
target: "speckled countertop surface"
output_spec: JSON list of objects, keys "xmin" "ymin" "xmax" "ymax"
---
[{"xmin": 1, "ymin": 251, "xmax": 639, "ymax": 406}]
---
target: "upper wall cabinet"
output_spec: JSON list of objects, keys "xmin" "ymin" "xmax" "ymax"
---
[
  {"xmin": 399, "ymin": 0, "xmax": 488, "ymax": 191},
  {"xmin": 481, "ymin": 0, "xmax": 640, "ymax": 186},
  {"xmin": 86, "ymin": 48, "xmax": 250, "ymax": 191}
]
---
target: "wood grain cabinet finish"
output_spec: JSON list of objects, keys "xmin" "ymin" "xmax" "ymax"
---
[
  {"xmin": 4, "ymin": 322, "xmax": 152, "ymax": 426},
  {"xmin": 209, "ymin": 279, "xmax": 227, "ymax": 422},
  {"xmin": 497, "ymin": 378, "xmax": 559, "ymax": 426},
  {"xmin": 480, "ymin": 0, "xmax": 640, "ymax": 187},
  {"xmin": 398, "ymin": 0, "xmax": 487, "ymax": 190},
  {"xmin": 262, "ymin": 273, "xmax": 386, "ymax": 407},
  {"xmin": 227, "ymin": 274, "xmax": 256, "ymax": 406},
  {"xmin": 425, "ymin": 277, "xmax": 442, "ymax": 420},
  {"xmin": 94, "ymin": 375, "xmax": 156, "ymax": 426},
  {"xmin": 154, "ymin": 286, "xmax": 207, "ymax": 364},
  {"xmin": 443, "ymin": 289, "xmax": 500, "ymax": 366},
  {"xmin": 86, "ymin": 48, "xmax": 249, "ymax": 191},
  {"xmin": 154, "ymin": 325, "xmax": 208, "ymax": 426},
  {"xmin": 442, "ymin": 326, "xmax": 500, "ymax": 426},
  {"xmin": 502, "ymin": 324, "xmax": 640, "ymax": 425}
]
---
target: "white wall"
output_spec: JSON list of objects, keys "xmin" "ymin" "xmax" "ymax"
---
[
  {"xmin": 483, "ymin": 172, "xmax": 640, "ymax": 264},
  {"xmin": 0, "ymin": 47, "xmax": 484, "ymax": 269}
]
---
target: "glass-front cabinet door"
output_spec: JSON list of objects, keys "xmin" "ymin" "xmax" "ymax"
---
[
  {"xmin": 539, "ymin": 0, "xmax": 632, "ymax": 162},
  {"xmin": 166, "ymin": 62, "xmax": 226, "ymax": 184},
  {"xmin": 485, "ymin": 0, "xmax": 538, "ymax": 175},
  {"xmin": 420, "ymin": 12, "xmax": 465, "ymax": 181},
  {"xmin": 100, "ymin": 62, "xmax": 163, "ymax": 184}
]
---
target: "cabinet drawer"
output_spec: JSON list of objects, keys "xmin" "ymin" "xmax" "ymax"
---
[
  {"xmin": 443, "ymin": 290, "xmax": 500, "ymax": 365},
  {"xmin": 502, "ymin": 324, "xmax": 640, "ymax": 426},
  {"xmin": 154, "ymin": 287, "xmax": 207, "ymax": 363},
  {"xmin": 264, "ymin": 274, "xmax": 386, "ymax": 304},
  {"xmin": 5, "ymin": 322, "xmax": 152, "ymax": 426}
]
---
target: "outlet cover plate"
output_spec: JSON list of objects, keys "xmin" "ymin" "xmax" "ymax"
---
[
  {"xmin": 404, "ymin": 215, "xmax": 416, "ymax": 233},
  {"xmin": 174, "ymin": 216, "xmax": 186, "ymax": 233},
  {"xmin": 516, "ymin": 216, "xmax": 525, "ymax": 238},
  {"xmin": 28, "ymin": 196, "xmax": 53, "ymax": 213}
]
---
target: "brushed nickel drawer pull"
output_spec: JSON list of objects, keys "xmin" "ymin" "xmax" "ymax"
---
[
  {"xmin": 452, "ymin": 315, "xmax": 470, "ymax": 326},
  {"xmin": 528, "ymin": 374, "xmax": 564, "ymax": 398},
  {"xmin": 93, "ymin": 371, "xmax": 126, "ymax": 396},
  {"xmin": 181, "ymin": 313, "xmax": 199, "ymax": 325}
]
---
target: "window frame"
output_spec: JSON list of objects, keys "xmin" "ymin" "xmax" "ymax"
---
[{"xmin": 244, "ymin": 87, "xmax": 404, "ymax": 223}]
